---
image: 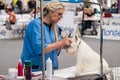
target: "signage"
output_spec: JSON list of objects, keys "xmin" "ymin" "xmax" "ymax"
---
[{"xmin": 59, "ymin": 0, "xmax": 82, "ymax": 3}]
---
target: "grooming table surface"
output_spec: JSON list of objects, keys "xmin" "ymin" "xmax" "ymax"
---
[{"xmin": 3, "ymin": 66, "xmax": 120, "ymax": 80}]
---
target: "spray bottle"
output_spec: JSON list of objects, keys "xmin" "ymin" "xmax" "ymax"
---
[
  {"xmin": 18, "ymin": 59, "xmax": 23, "ymax": 76},
  {"xmin": 46, "ymin": 58, "xmax": 52, "ymax": 80}
]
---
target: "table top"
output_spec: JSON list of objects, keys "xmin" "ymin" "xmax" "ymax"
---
[
  {"xmin": 84, "ymin": 16, "xmax": 100, "ymax": 21},
  {"xmin": 2, "ymin": 76, "xmax": 65, "ymax": 80},
  {"xmin": 2, "ymin": 76, "xmax": 100, "ymax": 80}
]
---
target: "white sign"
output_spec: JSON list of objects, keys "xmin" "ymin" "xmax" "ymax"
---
[
  {"xmin": 0, "ymin": 26, "xmax": 10, "ymax": 39},
  {"xmin": 96, "ymin": 18, "xmax": 120, "ymax": 40},
  {"xmin": 102, "ymin": 26, "xmax": 120, "ymax": 40},
  {"xmin": 0, "ymin": 25, "xmax": 25, "ymax": 39}
]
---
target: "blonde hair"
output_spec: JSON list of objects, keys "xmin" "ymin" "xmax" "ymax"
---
[
  {"xmin": 43, "ymin": 2, "xmax": 65, "ymax": 42},
  {"xmin": 43, "ymin": 1, "xmax": 65, "ymax": 16}
]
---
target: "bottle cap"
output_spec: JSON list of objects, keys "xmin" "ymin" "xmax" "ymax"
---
[
  {"xmin": 47, "ymin": 58, "xmax": 51, "ymax": 60},
  {"xmin": 19, "ymin": 59, "xmax": 22, "ymax": 63},
  {"xmin": 16, "ymin": 76, "xmax": 24, "ymax": 80},
  {"xmin": 25, "ymin": 60, "xmax": 32, "ymax": 66},
  {"xmin": 8, "ymin": 68, "xmax": 17, "ymax": 78}
]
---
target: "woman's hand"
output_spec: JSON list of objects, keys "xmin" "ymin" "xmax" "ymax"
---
[
  {"xmin": 44, "ymin": 37, "xmax": 72, "ymax": 53},
  {"xmin": 61, "ymin": 37, "xmax": 72, "ymax": 49}
]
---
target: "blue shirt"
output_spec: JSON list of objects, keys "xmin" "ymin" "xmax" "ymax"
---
[{"xmin": 21, "ymin": 18, "xmax": 62, "ymax": 72}]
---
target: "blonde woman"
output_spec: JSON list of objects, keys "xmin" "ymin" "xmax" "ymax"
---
[{"xmin": 21, "ymin": 1, "xmax": 72, "ymax": 72}]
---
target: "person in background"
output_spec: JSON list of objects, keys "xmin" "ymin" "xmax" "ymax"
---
[
  {"xmin": 27, "ymin": 0, "xmax": 35, "ymax": 11},
  {"xmin": 21, "ymin": 1, "xmax": 72, "ymax": 72},
  {"xmin": 16, "ymin": 0, "xmax": 22, "ymax": 14},
  {"xmin": 5, "ymin": 8, "xmax": 16, "ymax": 24},
  {"xmin": 83, "ymin": 2, "xmax": 95, "ymax": 18},
  {"xmin": 117, "ymin": 0, "xmax": 120, "ymax": 13},
  {"xmin": 29, "ymin": 7, "xmax": 40, "ymax": 18},
  {"xmin": 10, "ymin": 0, "xmax": 15, "ymax": 10},
  {"xmin": 81, "ymin": 3, "xmax": 96, "ymax": 35},
  {"xmin": 0, "ymin": 1, "xmax": 5, "ymax": 10}
]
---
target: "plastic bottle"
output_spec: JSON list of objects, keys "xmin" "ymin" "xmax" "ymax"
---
[
  {"xmin": 8, "ymin": 68, "xmax": 18, "ymax": 78},
  {"xmin": 46, "ymin": 58, "xmax": 52, "ymax": 80},
  {"xmin": 18, "ymin": 59, "xmax": 23, "ymax": 76},
  {"xmin": 24, "ymin": 60, "xmax": 32, "ymax": 80}
]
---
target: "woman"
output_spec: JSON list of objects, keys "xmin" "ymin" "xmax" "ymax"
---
[{"xmin": 21, "ymin": 2, "xmax": 72, "ymax": 72}]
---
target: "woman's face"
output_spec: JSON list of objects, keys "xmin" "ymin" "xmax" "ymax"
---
[{"xmin": 49, "ymin": 9, "xmax": 64, "ymax": 23}]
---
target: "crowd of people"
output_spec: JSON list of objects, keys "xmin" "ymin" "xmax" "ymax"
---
[
  {"xmin": 0, "ymin": 0, "xmax": 119, "ymax": 34},
  {"xmin": 0, "ymin": 0, "xmax": 40, "ymax": 14},
  {"xmin": 0, "ymin": 0, "xmax": 41, "ymax": 27}
]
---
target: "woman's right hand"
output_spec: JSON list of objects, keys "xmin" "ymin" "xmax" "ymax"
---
[
  {"xmin": 61, "ymin": 37, "xmax": 72, "ymax": 49},
  {"xmin": 44, "ymin": 37, "xmax": 72, "ymax": 53}
]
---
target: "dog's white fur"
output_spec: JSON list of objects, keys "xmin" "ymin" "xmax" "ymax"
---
[{"xmin": 66, "ymin": 34, "xmax": 110, "ymax": 76}]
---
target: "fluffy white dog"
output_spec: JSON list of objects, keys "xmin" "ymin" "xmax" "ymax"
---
[{"xmin": 66, "ymin": 34, "xmax": 110, "ymax": 76}]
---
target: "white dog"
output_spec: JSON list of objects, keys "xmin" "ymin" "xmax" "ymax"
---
[{"xmin": 66, "ymin": 34, "xmax": 111, "ymax": 76}]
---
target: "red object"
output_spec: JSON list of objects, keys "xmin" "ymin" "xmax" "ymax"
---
[
  {"xmin": 18, "ymin": 59, "xmax": 23, "ymax": 76},
  {"xmin": 0, "ymin": 75, "xmax": 3, "ymax": 79},
  {"xmin": 103, "ymin": 12, "xmax": 112, "ymax": 18}
]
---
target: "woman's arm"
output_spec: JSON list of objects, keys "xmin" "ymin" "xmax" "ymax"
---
[{"xmin": 44, "ymin": 38, "xmax": 72, "ymax": 53}]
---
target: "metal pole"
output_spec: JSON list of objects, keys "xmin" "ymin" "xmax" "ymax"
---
[
  {"xmin": 34, "ymin": 0, "xmax": 36, "ymax": 19},
  {"xmin": 40, "ymin": 0, "xmax": 46, "ymax": 80},
  {"xmin": 99, "ymin": 4, "xmax": 103, "ymax": 75},
  {"xmin": 83, "ymin": 1, "xmax": 104, "ymax": 75}
]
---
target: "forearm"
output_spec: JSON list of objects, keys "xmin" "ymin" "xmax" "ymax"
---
[{"xmin": 44, "ymin": 40, "xmax": 63, "ymax": 53}]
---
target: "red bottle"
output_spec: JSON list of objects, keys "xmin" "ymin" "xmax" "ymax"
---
[{"xmin": 18, "ymin": 59, "xmax": 23, "ymax": 76}]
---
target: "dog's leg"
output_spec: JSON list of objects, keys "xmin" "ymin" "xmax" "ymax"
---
[{"xmin": 75, "ymin": 63, "xmax": 85, "ymax": 76}]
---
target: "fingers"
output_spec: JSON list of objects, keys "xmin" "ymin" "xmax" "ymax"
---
[
  {"xmin": 62, "ymin": 37, "xmax": 72, "ymax": 47},
  {"xmin": 66, "ymin": 38, "xmax": 72, "ymax": 46}
]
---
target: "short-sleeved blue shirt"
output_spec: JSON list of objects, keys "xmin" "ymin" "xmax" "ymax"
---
[{"xmin": 21, "ymin": 18, "xmax": 62, "ymax": 72}]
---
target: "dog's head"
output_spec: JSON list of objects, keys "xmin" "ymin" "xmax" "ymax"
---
[{"xmin": 66, "ymin": 34, "xmax": 81, "ymax": 55}]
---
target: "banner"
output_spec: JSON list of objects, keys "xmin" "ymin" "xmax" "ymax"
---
[
  {"xmin": 95, "ymin": 18, "xmax": 120, "ymax": 40},
  {"xmin": 59, "ymin": 0, "xmax": 82, "ymax": 3}
]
